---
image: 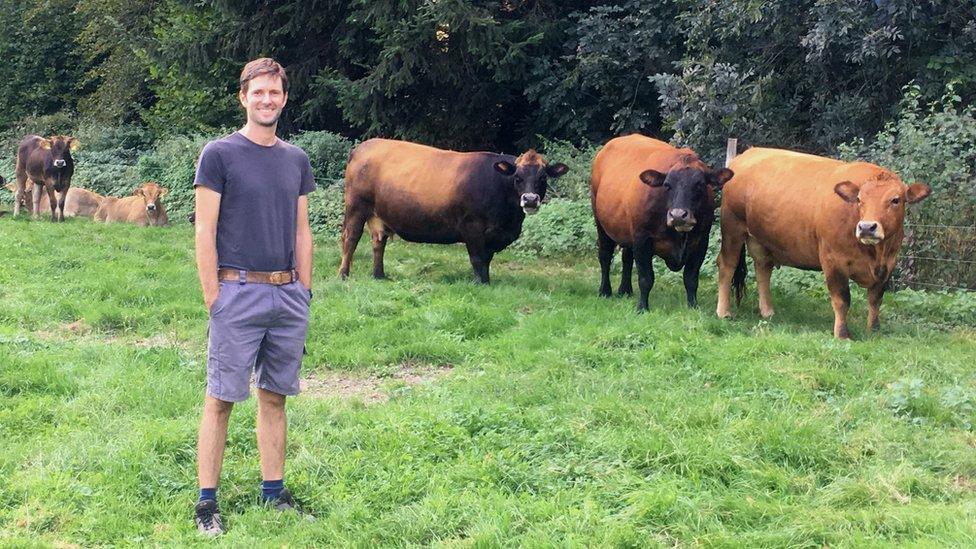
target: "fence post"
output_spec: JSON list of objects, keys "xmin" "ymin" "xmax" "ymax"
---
[{"xmin": 725, "ymin": 138, "xmax": 738, "ymax": 168}]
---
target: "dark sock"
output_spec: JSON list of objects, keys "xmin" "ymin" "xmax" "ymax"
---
[
  {"xmin": 199, "ymin": 487, "xmax": 217, "ymax": 503},
  {"xmin": 261, "ymin": 479, "xmax": 284, "ymax": 502}
]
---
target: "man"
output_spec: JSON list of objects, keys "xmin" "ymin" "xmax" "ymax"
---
[{"xmin": 193, "ymin": 58, "xmax": 315, "ymax": 535}]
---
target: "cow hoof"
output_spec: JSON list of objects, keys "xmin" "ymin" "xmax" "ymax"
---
[
  {"xmin": 616, "ymin": 287, "xmax": 633, "ymax": 297},
  {"xmin": 760, "ymin": 310, "xmax": 775, "ymax": 319}
]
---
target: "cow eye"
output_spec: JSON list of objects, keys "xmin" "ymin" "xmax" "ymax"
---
[
  {"xmin": 891, "ymin": 197, "xmax": 900, "ymax": 205},
  {"xmin": 515, "ymin": 176, "xmax": 523, "ymax": 183}
]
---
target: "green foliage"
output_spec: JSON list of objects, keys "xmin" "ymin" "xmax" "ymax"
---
[{"xmin": 511, "ymin": 199, "xmax": 596, "ymax": 259}]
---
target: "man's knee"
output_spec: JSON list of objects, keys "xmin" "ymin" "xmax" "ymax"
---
[
  {"xmin": 256, "ymin": 387, "xmax": 286, "ymax": 409},
  {"xmin": 204, "ymin": 395, "xmax": 235, "ymax": 418}
]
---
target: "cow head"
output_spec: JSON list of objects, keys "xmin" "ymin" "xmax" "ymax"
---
[
  {"xmin": 494, "ymin": 150, "xmax": 569, "ymax": 214},
  {"xmin": 133, "ymin": 181, "xmax": 169, "ymax": 223},
  {"xmin": 834, "ymin": 174, "xmax": 931, "ymax": 245},
  {"xmin": 39, "ymin": 136, "xmax": 79, "ymax": 171},
  {"xmin": 639, "ymin": 163, "xmax": 733, "ymax": 232},
  {"xmin": 5, "ymin": 180, "xmax": 34, "ymax": 208}
]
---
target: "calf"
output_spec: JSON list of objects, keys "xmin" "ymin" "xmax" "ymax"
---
[
  {"xmin": 95, "ymin": 182, "xmax": 170, "ymax": 227},
  {"xmin": 14, "ymin": 135, "xmax": 79, "ymax": 221}
]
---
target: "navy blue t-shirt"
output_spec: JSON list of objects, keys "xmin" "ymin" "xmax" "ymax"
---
[{"xmin": 194, "ymin": 132, "xmax": 315, "ymax": 271}]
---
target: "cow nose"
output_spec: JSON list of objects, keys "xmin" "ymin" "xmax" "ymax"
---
[
  {"xmin": 857, "ymin": 221, "xmax": 878, "ymax": 234},
  {"xmin": 53, "ymin": 159, "xmax": 66, "ymax": 167},
  {"xmin": 147, "ymin": 203, "xmax": 157, "ymax": 211},
  {"xmin": 521, "ymin": 193, "xmax": 540, "ymax": 206}
]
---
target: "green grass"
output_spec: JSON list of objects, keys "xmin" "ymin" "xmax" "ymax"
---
[{"xmin": 1, "ymin": 215, "xmax": 975, "ymax": 547}]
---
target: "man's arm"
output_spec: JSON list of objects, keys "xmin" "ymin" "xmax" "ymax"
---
[
  {"xmin": 295, "ymin": 194, "xmax": 313, "ymax": 291},
  {"xmin": 195, "ymin": 186, "xmax": 222, "ymax": 311}
]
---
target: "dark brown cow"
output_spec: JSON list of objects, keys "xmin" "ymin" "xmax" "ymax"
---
[
  {"xmin": 94, "ymin": 182, "xmax": 170, "ymax": 227},
  {"xmin": 15, "ymin": 135, "xmax": 79, "ymax": 221},
  {"xmin": 340, "ymin": 138, "xmax": 568, "ymax": 283},
  {"xmin": 591, "ymin": 134, "xmax": 733, "ymax": 310},
  {"xmin": 716, "ymin": 147, "xmax": 931, "ymax": 338}
]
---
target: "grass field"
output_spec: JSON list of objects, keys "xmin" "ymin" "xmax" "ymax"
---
[{"xmin": 1, "ymin": 216, "xmax": 975, "ymax": 547}]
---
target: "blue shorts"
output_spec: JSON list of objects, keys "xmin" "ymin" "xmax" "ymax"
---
[{"xmin": 206, "ymin": 280, "xmax": 310, "ymax": 402}]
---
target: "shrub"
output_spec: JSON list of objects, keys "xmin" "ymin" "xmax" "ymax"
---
[{"xmin": 511, "ymin": 198, "xmax": 596, "ymax": 259}]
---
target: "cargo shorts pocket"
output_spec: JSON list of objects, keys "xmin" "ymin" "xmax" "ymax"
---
[{"xmin": 209, "ymin": 282, "xmax": 238, "ymax": 317}]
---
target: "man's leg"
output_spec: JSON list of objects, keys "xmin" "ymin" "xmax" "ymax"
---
[
  {"xmin": 198, "ymin": 395, "xmax": 234, "ymax": 491},
  {"xmin": 256, "ymin": 387, "xmax": 287, "ymax": 495}
]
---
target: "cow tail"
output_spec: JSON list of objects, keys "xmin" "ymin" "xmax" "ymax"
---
[{"xmin": 732, "ymin": 244, "xmax": 747, "ymax": 305}]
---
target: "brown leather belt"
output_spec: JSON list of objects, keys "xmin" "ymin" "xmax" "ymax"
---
[{"xmin": 217, "ymin": 268, "xmax": 297, "ymax": 285}]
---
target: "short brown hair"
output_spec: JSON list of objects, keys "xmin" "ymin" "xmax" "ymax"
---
[{"xmin": 239, "ymin": 58, "xmax": 288, "ymax": 94}]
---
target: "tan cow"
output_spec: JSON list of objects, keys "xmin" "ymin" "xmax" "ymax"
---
[
  {"xmin": 34, "ymin": 186, "xmax": 104, "ymax": 218},
  {"xmin": 716, "ymin": 147, "xmax": 931, "ymax": 338},
  {"xmin": 95, "ymin": 182, "xmax": 170, "ymax": 227}
]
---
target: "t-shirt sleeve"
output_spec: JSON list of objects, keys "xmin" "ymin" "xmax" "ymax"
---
[
  {"xmin": 194, "ymin": 142, "xmax": 225, "ymax": 194},
  {"xmin": 299, "ymin": 152, "xmax": 316, "ymax": 196}
]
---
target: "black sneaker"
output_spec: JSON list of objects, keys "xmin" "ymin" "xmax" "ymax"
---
[
  {"xmin": 266, "ymin": 488, "xmax": 315, "ymax": 521},
  {"xmin": 194, "ymin": 499, "xmax": 225, "ymax": 536}
]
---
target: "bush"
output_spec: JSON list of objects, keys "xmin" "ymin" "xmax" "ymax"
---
[
  {"xmin": 136, "ymin": 132, "xmax": 224, "ymax": 225},
  {"xmin": 838, "ymin": 83, "xmax": 976, "ymax": 290},
  {"xmin": 536, "ymin": 138, "xmax": 599, "ymax": 202},
  {"xmin": 511, "ymin": 198, "xmax": 596, "ymax": 259}
]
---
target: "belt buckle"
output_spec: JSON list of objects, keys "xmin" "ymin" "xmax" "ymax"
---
[{"xmin": 270, "ymin": 271, "xmax": 286, "ymax": 285}]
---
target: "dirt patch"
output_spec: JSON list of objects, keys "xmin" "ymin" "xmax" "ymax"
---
[
  {"xmin": 300, "ymin": 362, "xmax": 454, "ymax": 404},
  {"xmin": 952, "ymin": 475, "xmax": 976, "ymax": 492}
]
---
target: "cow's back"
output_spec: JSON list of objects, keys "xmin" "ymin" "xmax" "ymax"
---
[
  {"xmin": 38, "ymin": 187, "xmax": 103, "ymax": 218},
  {"xmin": 345, "ymin": 138, "xmax": 515, "ymax": 244},
  {"xmin": 724, "ymin": 147, "xmax": 878, "ymax": 268},
  {"xmin": 591, "ymin": 134, "xmax": 694, "ymax": 245}
]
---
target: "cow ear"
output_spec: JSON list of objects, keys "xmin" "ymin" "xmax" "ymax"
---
[
  {"xmin": 68, "ymin": 138, "xmax": 80, "ymax": 151},
  {"xmin": 38, "ymin": 138, "xmax": 52, "ymax": 150},
  {"xmin": 133, "ymin": 187, "xmax": 144, "ymax": 196},
  {"xmin": 545, "ymin": 163, "xmax": 569, "ymax": 178},
  {"xmin": 639, "ymin": 169, "xmax": 666, "ymax": 187},
  {"xmin": 160, "ymin": 187, "xmax": 169, "ymax": 197},
  {"xmin": 905, "ymin": 182, "xmax": 931, "ymax": 204},
  {"xmin": 4, "ymin": 182, "xmax": 14, "ymax": 192},
  {"xmin": 834, "ymin": 181, "xmax": 859, "ymax": 203},
  {"xmin": 494, "ymin": 161, "xmax": 516, "ymax": 176},
  {"xmin": 709, "ymin": 168, "xmax": 734, "ymax": 188}
]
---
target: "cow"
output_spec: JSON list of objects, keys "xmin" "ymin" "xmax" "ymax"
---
[
  {"xmin": 4, "ymin": 180, "xmax": 33, "ymax": 213},
  {"xmin": 14, "ymin": 135, "xmax": 79, "ymax": 221},
  {"xmin": 35, "ymin": 187, "xmax": 104, "ymax": 218},
  {"xmin": 94, "ymin": 181, "xmax": 170, "ymax": 227},
  {"xmin": 590, "ymin": 134, "xmax": 733, "ymax": 311},
  {"xmin": 715, "ymin": 147, "xmax": 931, "ymax": 339},
  {"xmin": 340, "ymin": 138, "xmax": 569, "ymax": 283}
]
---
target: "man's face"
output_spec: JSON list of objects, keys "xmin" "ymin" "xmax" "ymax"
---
[{"xmin": 239, "ymin": 74, "xmax": 287, "ymax": 127}]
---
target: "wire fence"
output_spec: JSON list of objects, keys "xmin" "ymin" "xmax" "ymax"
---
[{"xmin": 893, "ymin": 224, "xmax": 976, "ymax": 292}]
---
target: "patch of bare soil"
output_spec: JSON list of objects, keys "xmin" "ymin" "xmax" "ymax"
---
[{"xmin": 300, "ymin": 362, "xmax": 454, "ymax": 404}]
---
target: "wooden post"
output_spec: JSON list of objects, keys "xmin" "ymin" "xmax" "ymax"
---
[{"xmin": 725, "ymin": 138, "xmax": 738, "ymax": 168}]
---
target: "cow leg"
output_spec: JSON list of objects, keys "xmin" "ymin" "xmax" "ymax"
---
[
  {"xmin": 339, "ymin": 206, "xmax": 370, "ymax": 279},
  {"xmin": 867, "ymin": 282, "xmax": 886, "ymax": 332},
  {"xmin": 596, "ymin": 221, "xmax": 616, "ymax": 297},
  {"xmin": 367, "ymin": 216, "xmax": 389, "ymax": 280},
  {"xmin": 824, "ymin": 269, "xmax": 852, "ymax": 339},
  {"xmin": 618, "ymin": 247, "xmax": 634, "ymax": 296},
  {"xmin": 465, "ymin": 241, "xmax": 492, "ymax": 284},
  {"xmin": 682, "ymin": 236, "xmax": 709, "ymax": 308},
  {"xmin": 13, "ymin": 179, "xmax": 25, "ymax": 217},
  {"xmin": 716, "ymin": 217, "xmax": 747, "ymax": 318},
  {"xmin": 32, "ymin": 184, "xmax": 44, "ymax": 219},
  {"xmin": 56, "ymin": 187, "xmax": 68, "ymax": 222},
  {"xmin": 634, "ymin": 241, "xmax": 655, "ymax": 312},
  {"xmin": 747, "ymin": 237, "xmax": 775, "ymax": 318}
]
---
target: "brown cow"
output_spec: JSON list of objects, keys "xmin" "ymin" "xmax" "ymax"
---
[
  {"xmin": 15, "ymin": 135, "xmax": 79, "ymax": 221},
  {"xmin": 94, "ymin": 182, "xmax": 170, "ymax": 227},
  {"xmin": 34, "ymin": 187, "xmax": 104, "ymax": 218},
  {"xmin": 716, "ymin": 147, "xmax": 931, "ymax": 339},
  {"xmin": 591, "ymin": 134, "xmax": 733, "ymax": 310},
  {"xmin": 340, "ymin": 138, "xmax": 568, "ymax": 283}
]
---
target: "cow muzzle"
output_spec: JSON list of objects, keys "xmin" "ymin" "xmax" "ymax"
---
[
  {"xmin": 520, "ymin": 193, "xmax": 541, "ymax": 215},
  {"xmin": 856, "ymin": 221, "xmax": 884, "ymax": 245},
  {"xmin": 667, "ymin": 209, "xmax": 696, "ymax": 232},
  {"xmin": 146, "ymin": 203, "xmax": 157, "ymax": 212},
  {"xmin": 53, "ymin": 159, "xmax": 66, "ymax": 168}
]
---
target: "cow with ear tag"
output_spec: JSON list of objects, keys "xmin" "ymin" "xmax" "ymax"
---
[
  {"xmin": 14, "ymin": 135, "xmax": 80, "ymax": 221},
  {"xmin": 591, "ymin": 134, "xmax": 733, "ymax": 311},
  {"xmin": 716, "ymin": 147, "xmax": 931, "ymax": 339},
  {"xmin": 340, "ymin": 138, "xmax": 569, "ymax": 284}
]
